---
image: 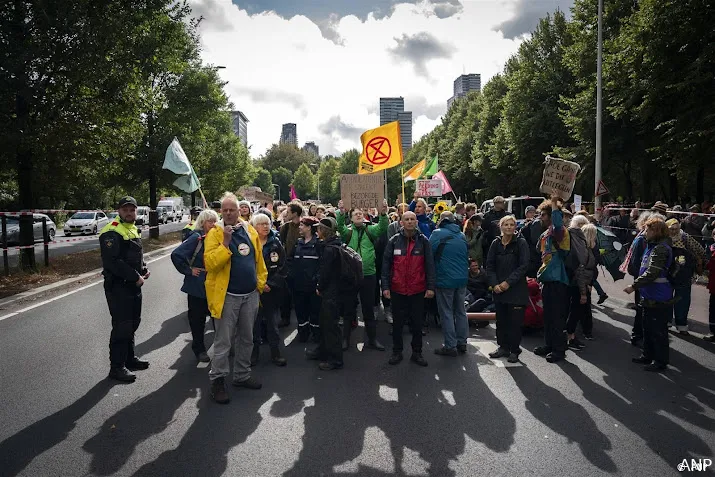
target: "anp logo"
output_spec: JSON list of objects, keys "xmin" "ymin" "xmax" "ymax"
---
[{"xmin": 678, "ymin": 458, "xmax": 712, "ymax": 472}]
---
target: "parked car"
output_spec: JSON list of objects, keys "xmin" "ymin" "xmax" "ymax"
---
[
  {"xmin": 63, "ymin": 211, "xmax": 109, "ymax": 236},
  {"xmin": 107, "ymin": 211, "xmax": 119, "ymax": 220},
  {"xmin": 135, "ymin": 206, "xmax": 149, "ymax": 226},
  {"xmin": 1, "ymin": 214, "xmax": 57, "ymax": 245},
  {"xmin": 156, "ymin": 206, "xmax": 169, "ymax": 224}
]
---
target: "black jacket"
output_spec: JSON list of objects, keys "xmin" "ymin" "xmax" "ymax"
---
[
  {"xmin": 290, "ymin": 235, "xmax": 321, "ymax": 292},
  {"xmin": 482, "ymin": 208, "xmax": 508, "ymax": 254},
  {"xmin": 467, "ymin": 270, "xmax": 490, "ymax": 299},
  {"xmin": 486, "ymin": 236, "xmax": 530, "ymax": 305},
  {"xmin": 317, "ymin": 236, "xmax": 343, "ymax": 297},
  {"xmin": 100, "ymin": 229, "xmax": 146, "ymax": 285},
  {"xmin": 520, "ymin": 218, "xmax": 543, "ymax": 278}
]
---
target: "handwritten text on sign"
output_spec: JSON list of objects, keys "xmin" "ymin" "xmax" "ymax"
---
[
  {"xmin": 416, "ymin": 179, "xmax": 443, "ymax": 197},
  {"xmin": 539, "ymin": 156, "xmax": 581, "ymax": 201},
  {"xmin": 340, "ymin": 173, "xmax": 385, "ymax": 209}
]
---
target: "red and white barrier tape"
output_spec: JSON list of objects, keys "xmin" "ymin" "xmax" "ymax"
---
[{"xmin": 0, "ymin": 209, "xmax": 188, "ymax": 216}]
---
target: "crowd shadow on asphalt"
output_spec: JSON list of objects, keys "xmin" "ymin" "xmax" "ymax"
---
[{"xmin": 0, "ymin": 381, "xmax": 114, "ymax": 477}]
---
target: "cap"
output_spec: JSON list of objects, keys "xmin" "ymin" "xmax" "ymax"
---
[
  {"xmin": 689, "ymin": 204, "xmax": 700, "ymax": 212},
  {"xmin": 211, "ymin": 201, "xmax": 221, "ymax": 209},
  {"xmin": 117, "ymin": 196, "xmax": 137, "ymax": 208},
  {"xmin": 525, "ymin": 205, "xmax": 536, "ymax": 213},
  {"xmin": 470, "ymin": 213, "xmax": 483, "ymax": 222},
  {"xmin": 190, "ymin": 206, "xmax": 202, "ymax": 216},
  {"xmin": 238, "ymin": 200, "xmax": 251, "ymax": 208},
  {"xmin": 651, "ymin": 201, "xmax": 669, "ymax": 214},
  {"xmin": 665, "ymin": 218, "xmax": 679, "ymax": 227},
  {"xmin": 318, "ymin": 217, "xmax": 336, "ymax": 231},
  {"xmin": 301, "ymin": 216, "xmax": 319, "ymax": 227}
]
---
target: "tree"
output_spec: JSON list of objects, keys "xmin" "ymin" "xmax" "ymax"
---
[
  {"xmin": 253, "ymin": 168, "xmax": 274, "ymax": 196},
  {"xmin": 259, "ymin": 143, "xmax": 315, "ymax": 174},
  {"xmin": 338, "ymin": 149, "xmax": 360, "ymax": 175},
  {"xmin": 292, "ymin": 163, "xmax": 315, "ymax": 199},
  {"xmin": 272, "ymin": 167, "xmax": 293, "ymax": 203},
  {"xmin": 317, "ymin": 158, "xmax": 341, "ymax": 204}
]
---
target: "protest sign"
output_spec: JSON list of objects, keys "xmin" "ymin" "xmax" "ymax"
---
[
  {"xmin": 573, "ymin": 194, "xmax": 582, "ymax": 211},
  {"xmin": 539, "ymin": 156, "xmax": 580, "ymax": 201},
  {"xmin": 416, "ymin": 179, "xmax": 443, "ymax": 197},
  {"xmin": 340, "ymin": 173, "xmax": 385, "ymax": 209}
]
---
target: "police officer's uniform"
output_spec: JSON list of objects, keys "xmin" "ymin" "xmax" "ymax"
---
[
  {"xmin": 182, "ymin": 206, "xmax": 202, "ymax": 241},
  {"xmin": 100, "ymin": 196, "xmax": 149, "ymax": 382}
]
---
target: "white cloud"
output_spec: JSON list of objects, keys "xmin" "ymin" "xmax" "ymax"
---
[{"xmin": 192, "ymin": 0, "xmax": 528, "ymax": 158}]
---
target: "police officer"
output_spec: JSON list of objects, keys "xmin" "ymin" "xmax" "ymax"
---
[
  {"xmin": 182, "ymin": 206, "xmax": 202, "ymax": 241},
  {"xmin": 100, "ymin": 196, "xmax": 150, "ymax": 382}
]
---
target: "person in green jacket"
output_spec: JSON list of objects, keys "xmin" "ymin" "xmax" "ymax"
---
[
  {"xmin": 463, "ymin": 214, "xmax": 484, "ymax": 266},
  {"xmin": 336, "ymin": 199, "xmax": 389, "ymax": 351}
]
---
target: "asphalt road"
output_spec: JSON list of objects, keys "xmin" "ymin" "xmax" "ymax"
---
[
  {"xmin": 3, "ymin": 217, "xmax": 188, "ymax": 268},
  {"xmin": 0, "ymin": 252, "xmax": 713, "ymax": 477}
]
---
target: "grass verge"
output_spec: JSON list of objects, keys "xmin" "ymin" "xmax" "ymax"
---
[{"xmin": 0, "ymin": 232, "xmax": 180, "ymax": 299}]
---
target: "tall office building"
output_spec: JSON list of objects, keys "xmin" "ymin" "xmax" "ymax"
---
[
  {"xmin": 279, "ymin": 123, "xmax": 298, "ymax": 147},
  {"xmin": 231, "ymin": 111, "xmax": 248, "ymax": 147},
  {"xmin": 447, "ymin": 73, "xmax": 481, "ymax": 108},
  {"xmin": 302, "ymin": 141, "xmax": 319, "ymax": 158},
  {"xmin": 379, "ymin": 97, "xmax": 412, "ymax": 151}
]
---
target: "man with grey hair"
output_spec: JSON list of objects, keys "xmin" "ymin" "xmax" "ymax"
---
[
  {"xmin": 429, "ymin": 211, "xmax": 469, "ymax": 357},
  {"xmin": 203, "ymin": 192, "xmax": 268, "ymax": 404}
]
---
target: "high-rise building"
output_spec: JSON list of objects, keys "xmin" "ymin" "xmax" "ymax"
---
[
  {"xmin": 302, "ymin": 141, "xmax": 319, "ymax": 158},
  {"xmin": 280, "ymin": 123, "xmax": 298, "ymax": 147},
  {"xmin": 447, "ymin": 73, "xmax": 481, "ymax": 108},
  {"xmin": 231, "ymin": 111, "xmax": 248, "ymax": 146},
  {"xmin": 379, "ymin": 97, "xmax": 412, "ymax": 151}
]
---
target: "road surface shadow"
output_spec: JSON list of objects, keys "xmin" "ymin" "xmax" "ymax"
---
[
  {"xmin": 134, "ymin": 311, "xmax": 192, "ymax": 357},
  {"xmin": 0, "ymin": 381, "xmax": 114, "ymax": 477}
]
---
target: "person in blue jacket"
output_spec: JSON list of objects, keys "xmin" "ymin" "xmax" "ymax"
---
[
  {"xmin": 171, "ymin": 209, "xmax": 220, "ymax": 362},
  {"xmin": 430, "ymin": 211, "xmax": 469, "ymax": 357},
  {"xmin": 409, "ymin": 192, "xmax": 436, "ymax": 238}
]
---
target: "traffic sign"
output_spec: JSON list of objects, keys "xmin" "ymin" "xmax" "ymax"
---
[{"xmin": 595, "ymin": 180, "xmax": 609, "ymax": 197}]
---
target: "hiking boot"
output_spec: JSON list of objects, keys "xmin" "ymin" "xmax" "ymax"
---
[
  {"xmin": 507, "ymin": 353, "xmax": 519, "ymax": 363},
  {"xmin": 232, "ymin": 376, "xmax": 262, "ymax": 389},
  {"xmin": 489, "ymin": 348, "xmax": 510, "ymax": 359},
  {"xmin": 271, "ymin": 348, "xmax": 287, "ymax": 367},
  {"xmin": 250, "ymin": 347, "xmax": 259, "ymax": 366},
  {"xmin": 388, "ymin": 353, "xmax": 403, "ymax": 365},
  {"xmin": 197, "ymin": 352, "xmax": 210, "ymax": 363},
  {"xmin": 434, "ymin": 346, "xmax": 458, "ymax": 357},
  {"xmin": 211, "ymin": 377, "xmax": 229, "ymax": 404},
  {"xmin": 457, "ymin": 344, "xmax": 467, "ymax": 354},
  {"xmin": 365, "ymin": 339, "xmax": 385, "ymax": 351},
  {"xmin": 597, "ymin": 294, "xmax": 608, "ymax": 305},
  {"xmin": 545, "ymin": 352, "xmax": 564, "ymax": 363},
  {"xmin": 632, "ymin": 356, "xmax": 652, "ymax": 365},
  {"xmin": 533, "ymin": 346, "xmax": 552, "ymax": 356},
  {"xmin": 410, "ymin": 353, "xmax": 428, "ymax": 367},
  {"xmin": 318, "ymin": 361, "xmax": 343, "ymax": 371},
  {"xmin": 126, "ymin": 358, "xmax": 149, "ymax": 371},
  {"xmin": 108, "ymin": 366, "xmax": 136, "ymax": 383}
]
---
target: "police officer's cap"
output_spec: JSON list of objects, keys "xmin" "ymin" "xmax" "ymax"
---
[
  {"xmin": 211, "ymin": 201, "xmax": 222, "ymax": 209},
  {"xmin": 190, "ymin": 206, "xmax": 202, "ymax": 216},
  {"xmin": 118, "ymin": 196, "xmax": 138, "ymax": 208}
]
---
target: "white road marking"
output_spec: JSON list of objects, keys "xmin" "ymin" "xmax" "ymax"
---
[
  {"xmin": 0, "ymin": 252, "xmax": 172, "ymax": 322},
  {"xmin": 468, "ymin": 340, "xmax": 523, "ymax": 367},
  {"xmin": 284, "ymin": 329, "xmax": 298, "ymax": 347}
]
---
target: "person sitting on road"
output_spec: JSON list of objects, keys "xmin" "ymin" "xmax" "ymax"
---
[
  {"xmin": 250, "ymin": 213, "xmax": 288, "ymax": 367},
  {"xmin": 171, "ymin": 209, "xmax": 219, "ymax": 363},
  {"xmin": 204, "ymin": 192, "xmax": 267, "ymax": 404},
  {"xmin": 486, "ymin": 215, "xmax": 530, "ymax": 363}
]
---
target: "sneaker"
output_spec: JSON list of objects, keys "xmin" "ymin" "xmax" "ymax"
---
[
  {"xmin": 197, "ymin": 352, "xmax": 210, "ymax": 363},
  {"xmin": 410, "ymin": 353, "xmax": 428, "ymax": 367},
  {"xmin": 318, "ymin": 361, "xmax": 343, "ymax": 370},
  {"xmin": 597, "ymin": 294, "xmax": 608, "ymax": 305},
  {"xmin": 385, "ymin": 309, "xmax": 393, "ymax": 324},
  {"xmin": 211, "ymin": 377, "xmax": 230, "ymax": 404},
  {"xmin": 434, "ymin": 346, "xmax": 458, "ymax": 357},
  {"xmin": 232, "ymin": 376, "xmax": 262, "ymax": 389},
  {"xmin": 507, "ymin": 353, "xmax": 519, "ymax": 363},
  {"xmin": 568, "ymin": 338, "xmax": 585, "ymax": 350},
  {"xmin": 108, "ymin": 366, "xmax": 136, "ymax": 383},
  {"xmin": 489, "ymin": 348, "xmax": 510, "ymax": 359},
  {"xmin": 533, "ymin": 346, "xmax": 552, "ymax": 356},
  {"xmin": 457, "ymin": 344, "xmax": 467, "ymax": 354},
  {"xmin": 388, "ymin": 353, "xmax": 403, "ymax": 365},
  {"xmin": 704, "ymin": 334, "xmax": 715, "ymax": 342},
  {"xmin": 126, "ymin": 358, "xmax": 149, "ymax": 371},
  {"xmin": 545, "ymin": 352, "xmax": 564, "ymax": 363},
  {"xmin": 632, "ymin": 356, "xmax": 652, "ymax": 365}
]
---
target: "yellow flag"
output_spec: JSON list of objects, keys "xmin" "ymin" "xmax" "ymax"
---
[
  {"xmin": 403, "ymin": 159, "xmax": 426, "ymax": 182},
  {"xmin": 358, "ymin": 121, "xmax": 403, "ymax": 175}
]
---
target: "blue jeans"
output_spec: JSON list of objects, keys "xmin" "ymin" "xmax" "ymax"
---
[
  {"xmin": 436, "ymin": 287, "xmax": 468, "ymax": 349},
  {"xmin": 673, "ymin": 285, "xmax": 692, "ymax": 330}
]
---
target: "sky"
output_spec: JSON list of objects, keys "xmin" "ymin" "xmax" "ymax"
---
[{"xmin": 189, "ymin": 0, "xmax": 574, "ymax": 158}]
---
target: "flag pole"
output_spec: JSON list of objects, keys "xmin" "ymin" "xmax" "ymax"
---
[
  {"xmin": 198, "ymin": 188, "xmax": 208, "ymax": 208},
  {"xmin": 451, "ymin": 191, "xmax": 458, "ymax": 202},
  {"xmin": 401, "ymin": 165, "xmax": 406, "ymax": 206}
]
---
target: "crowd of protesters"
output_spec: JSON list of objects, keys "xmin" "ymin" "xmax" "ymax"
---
[{"xmin": 166, "ymin": 191, "xmax": 715, "ymax": 404}]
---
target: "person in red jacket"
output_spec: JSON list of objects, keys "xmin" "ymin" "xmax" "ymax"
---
[
  {"xmin": 705, "ymin": 233, "xmax": 715, "ymax": 342},
  {"xmin": 382, "ymin": 212, "xmax": 436, "ymax": 367}
]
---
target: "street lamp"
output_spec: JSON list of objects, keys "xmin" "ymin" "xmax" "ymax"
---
[
  {"xmin": 594, "ymin": 0, "xmax": 603, "ymax": 219},
  {"xmin": 311, "ymin": 163, "xmax": 320, "ymax": 202},
  {"xmin": 272, "ymin": 183, "xmax": 281, "ymax": 201}
]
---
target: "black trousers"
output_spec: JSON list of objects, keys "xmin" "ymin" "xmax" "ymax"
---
[
  {"xmin": 541, "ymin": 281, "xmax": 568, "ymax": 355},
  {"xmin": 566, "ymin": 286, "xmax": 593, "ymax": 336},
  {"xmin": 319, "ymin": 295, "xmax": 343, "ymax": 364},
  {"xmin": 642, "ymin": 304, "xmax": 672, "ymax": 365},
  {"xmin": 280, "ymin": 286, "xmax": 292, "ymax": 324},
  {"xmin": 105, "ymin": 281, "xmax": 142, "ymax": 367},
  {"xmin": 342, "ymin": 275, "xmax": 377, "ymax": 341},
  {"xmin": 710, "ymin": 294, "xmax": 715, "ymax": 334},
  {"xmin": 495, "ymin": 302, "xmax": 525, "ymax": 354},
  {"xmin": 254, "ymin": 289, "xmax": 282, "ymax": 350},
  {"xmin": 187, "ymin": 294, "xmax": 209, "ymax": 355},
  {"xmin": 294, "ymin": 290, "xmax": 321, "ymax": 340},
  {"xmin": 632, "ymin": 289, "xmax": 643, "ymax": 339},
  {"xmin": 391, "ymin": 292, "xmax": 424, "ymax": 353}
]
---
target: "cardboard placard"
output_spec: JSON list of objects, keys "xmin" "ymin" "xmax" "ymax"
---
[
  {"xmin": 340, "ymin": 173, "xmax": 385, "ymax": 210},
  {"xmin": 416, "ymin": 179, "xmax": 443, "ymax": 197},
  {"xmin": 539, "ymin": 156, "xmax": 580, "ymax": 201},
  {"xmin": 573, "ymin": 194, "xmax": 582, "ymax": 211}
]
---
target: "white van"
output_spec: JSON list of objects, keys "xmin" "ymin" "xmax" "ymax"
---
[
  {"xmin": 479, "ymin": 196, "xmax": 545, "ymax": 225},
  {"xmin": 157, "ymin": 200, "xmax": 180, "ymax": 222}
]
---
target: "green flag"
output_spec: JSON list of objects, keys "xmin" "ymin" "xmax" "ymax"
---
[
  {"xmin": 420, "ymin": 154, "xmax": 438, "ymax": 178},
  {"xmin": 163, "ymin": 137, "xmax": 201, "ymax": 193}
]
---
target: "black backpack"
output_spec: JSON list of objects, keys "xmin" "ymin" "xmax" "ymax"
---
[{"xmin": 329, "ymin": 244, "xmax": 364, "ymax": 287}]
